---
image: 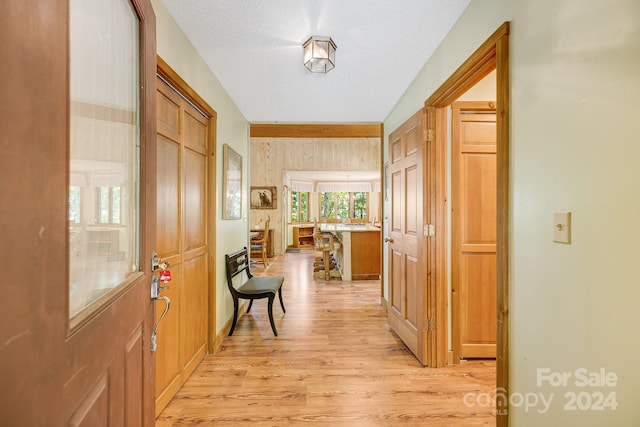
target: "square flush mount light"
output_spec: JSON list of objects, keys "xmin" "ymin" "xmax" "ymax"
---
[{"xmin": 303, "ymin": 36, "xmax": 337, "ymax": 73}]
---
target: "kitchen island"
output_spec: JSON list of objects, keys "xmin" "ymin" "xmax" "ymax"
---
[{"xmin": 319, "ymin": 223, "xmax": 381, "ymax": 281}]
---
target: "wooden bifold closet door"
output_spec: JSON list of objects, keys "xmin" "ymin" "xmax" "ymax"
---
[
  {"xmin": 451, "ymin": 101, "xmax": 497, "ymax": 361},
  {"xmin": 155, "ymin": 76, "xmax": 210, "ymax": 415}
]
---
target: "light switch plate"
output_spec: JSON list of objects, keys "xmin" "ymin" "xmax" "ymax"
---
[{"xmin": 553, "ymin": 212, "xmax": 571, "ymax": 244}]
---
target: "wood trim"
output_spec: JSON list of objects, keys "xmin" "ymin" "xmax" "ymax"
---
[
  {"xmin": 380, "ymin": 297, "xmax": 389, "ymax": 313},
  {"xmin": 426, "ymin": 22, "xmax": 509, "ymax": 108},
  {"xmin": 424, "ymin": 22, "xmax": 510, "ymax": 425},
  {"xmin": 495, "ymin": 29, "xmax": 510, "ymax": 427},
  {"xmin": 212, "ymin": 301, "xmax": 250, "ymax": 353},
  {"xmin": 451, "ymin": 101, "xmax": 497, "ymax": 112},
  {"xmin": 423, "ymin": 106, "xmax": 449, "ymax": 368},
  {"xmin": 434, "ymin": 107, "xmax": 449, "ymax": 368},
  {"xmin": 71, "ymin": 100, "xmax": 135, "ymax": 124},
  {"xmin": 157, "ymin": 56, "xmax": 217, "ymax": 119},
  {"xmin": 449, "ymin": 105, "xmax": 462, "ymax": 324},
  {"xmin": 424, "ymin": 107, "xmax": 436, "ymax": 366},
  {"xmin": 250, "ymin": 123, "xmax": 382, "ymax": 138},
  {"xmin": 380, "ymin": 124, "xmax": 385, "ymax": 300},
  {"xmin": 208, "ymin": 115, "xmax": 218, "ymax": 354}
]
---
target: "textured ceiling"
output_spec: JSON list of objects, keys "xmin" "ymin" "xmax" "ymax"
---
[{"xmin": 160, "ymin": 0, "xmax": 470, "ymax": 123}]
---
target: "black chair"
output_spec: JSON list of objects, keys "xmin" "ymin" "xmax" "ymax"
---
[{"xmin": 225, "ymin": 247, "xmax": 285, "ymax": 336}]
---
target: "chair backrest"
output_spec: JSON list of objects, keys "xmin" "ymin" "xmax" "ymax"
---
[
  {"xmin": 314, "ymin": 232, "xmax": 334, "ymax": 251},
  {"xmin": 251, "ymin": 216, "xmax": 270, "ymax": 248},
  {"xmin": 262, "ymin": 216, "xmax": 270, "ymax": 245},
  {"xmin": 348, "ymin": 218, "xmax": 367, "ymax": 224},
  {"xmin": 225, "ymin": 247, "xmax": 253, "ymax": 295},
  {"xmin": 322, "ymin": 218, "xmax": 343, "ymax": 224}
]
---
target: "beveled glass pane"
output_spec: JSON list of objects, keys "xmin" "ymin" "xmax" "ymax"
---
[{"xmin": 69, "ymin": 0, "xmax": 140, "ymax": 319}]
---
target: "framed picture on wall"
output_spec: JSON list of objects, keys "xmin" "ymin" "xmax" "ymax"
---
[
  {"xmin": 223, "ymin": 144, "xmax": 242, "ymax": 219},
  {"xmin": 250, "ymin": 186, "xmax": 277, "ymax": 209}
]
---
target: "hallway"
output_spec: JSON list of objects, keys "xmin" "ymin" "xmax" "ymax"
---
[{"xmin": 156, "ymin": 250, "xmax": 496, "ymax": 426}]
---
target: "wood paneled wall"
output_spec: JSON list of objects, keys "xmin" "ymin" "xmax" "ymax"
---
[{"xmin": 250, "ymin": 137, "xmax": 381, "ymax": 255}]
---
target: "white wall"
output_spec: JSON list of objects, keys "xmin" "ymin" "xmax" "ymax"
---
[
  {"xmin": 152, "ymin": 0, "xmax": 250, "ymax": 335},
  {"xmin": 384, "ymin": 0, "xmax": 640, "ymax": 425}
]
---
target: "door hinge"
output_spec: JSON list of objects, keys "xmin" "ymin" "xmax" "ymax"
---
[
  {"xmin": 425, "ymin": 129, "xmax": 434, "ymax": 142},
  {"xmin": 425, "ymin": 318, "xmax": 436, "ymax": 331},
  {"xmin": 423, "ymin": 223, "xmax": 435, "ymax": 237}
]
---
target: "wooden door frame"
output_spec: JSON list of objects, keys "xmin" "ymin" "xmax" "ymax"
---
[
  {"xmin": 156, "ymin": 56, "xmax": 218, "ymax": 353},
  {"xmin": 424, "ymin": 22, "xmax": 510, "ymax": 426}
]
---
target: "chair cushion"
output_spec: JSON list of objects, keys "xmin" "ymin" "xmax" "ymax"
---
[
  {"xmin": 238, "ymin": 276, "xmax": 284, "ymax": 294},
  {"xmin": 250, "ymin": 244, "xmax": 263, "ymax": 250}
]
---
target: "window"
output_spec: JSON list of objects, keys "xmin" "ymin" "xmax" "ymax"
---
[
  {"xmin": 320, "ymin": 192, "xmax": 368, "ymax": 219},
  {"xmin": 291, "ymin": 191, "xmax": 309, "ymax": 222},
  {"xmin": 68, "ymin": 0, "xmax": 140, "ymax": 321},
  {"xmin": 97, "ymin": 186, "xmax": 122, "ymax": 225},
  {"xmin": 353, "ymin": 192, "xmax": 367, "ymax": 218}
]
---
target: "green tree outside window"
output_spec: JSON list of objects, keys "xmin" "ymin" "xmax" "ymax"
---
[
  {"xmin": 291, "ymin": 191, "xmax": 309, "ymax": 222},
  {"xmin": 320, "ymin": 192, "xmax": 368, "ymax": 220}
]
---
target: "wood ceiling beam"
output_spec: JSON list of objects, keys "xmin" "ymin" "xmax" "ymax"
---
[{"xmin": 250, "ymin": 123, "xmax": 382, "ymax": 138}]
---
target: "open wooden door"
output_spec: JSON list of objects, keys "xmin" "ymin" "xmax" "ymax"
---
[
  {"xmin": 1, "ymin": 1, "xmax": 157, "ymax": 425},
  {"xmin": 451, "ymin": 102, "xmax": 497, "ymax": 361},
  {"xmin": 387, "ymin": 109, "xmax": 428, "ymax": 364}
]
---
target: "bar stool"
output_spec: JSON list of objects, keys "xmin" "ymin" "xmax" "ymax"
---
[{"xmin": 314, "ymin": 231, "xmax": 341, "ymax": 280}]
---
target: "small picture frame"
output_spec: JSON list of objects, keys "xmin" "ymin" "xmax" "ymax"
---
[{"xmin": 250, "ymin": 186, "xmax": 277, "ymax": 209}]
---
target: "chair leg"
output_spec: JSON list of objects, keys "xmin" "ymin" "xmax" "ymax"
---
[
  {"xmin": 278, "ymin": 287, "xmax": 286, "ymax": 313},
  {"xmin": 262, "ymin": 250, "xmax": 268, "ymax": 267},
  {"xmin": 323, "ymin": 250, "xmax": 330, "ymax": 280},
  {"xmin": 267, "ymin": 295, "xmax": 278, "ymax": 336},
  {"xmin": 247, "ymin": 299, "xmax": 254, "ymax": 313},
  {"xmin": 229, "ymin": 297, "xmax": 239, "ymax": 336}
]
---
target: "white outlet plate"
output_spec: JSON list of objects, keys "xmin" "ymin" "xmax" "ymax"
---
[{"xmin": 553, "ymin": 212, "xmax": 571, "ymax": 244}]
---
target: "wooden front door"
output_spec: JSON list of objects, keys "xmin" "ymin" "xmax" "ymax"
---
[
  {"xmin": 387, "ymin": 109, "xmax": 427, "ymax": 365},
  {"xmin": 451, "ymin": 101, "xmax": 497, "ymax": 360},
  {"xmin": 155, "ymin": 76, "xmax": 210, "ymax": 414},
  {"xmin": 1, "ymin": 0, "xmax": 157, "ymax": 425}
]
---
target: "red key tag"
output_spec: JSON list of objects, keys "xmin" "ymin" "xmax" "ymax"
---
[{"xmin": 159, "ymin": 269, "xmax": 172, "ymax": 283}]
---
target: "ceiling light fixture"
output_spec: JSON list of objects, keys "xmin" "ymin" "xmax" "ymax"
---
[{"xmin": 303, "ymin": 36, "xmax": 337, "ymax": 73}]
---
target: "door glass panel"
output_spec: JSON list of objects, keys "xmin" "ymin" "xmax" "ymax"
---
[{"xmin": 69, "ymin": 0, "xmax": 140, "ymax": 319}]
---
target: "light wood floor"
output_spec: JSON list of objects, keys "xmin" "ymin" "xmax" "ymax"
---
[{"xmin": 156, "ymin": 250, "xmax": 496, "ymax": 426}]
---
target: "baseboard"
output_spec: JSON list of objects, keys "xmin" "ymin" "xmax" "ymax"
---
[
  {"xmin": 447, "ymin": 351, "xmax": 454, "ymax": 365},
  {"xmin": 212, "ymin": 301, "xmax": 249, "ymax": 353},
  {"xmin": 380, "ymin": 297, "xmax": 388, "ymax": 312}
]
